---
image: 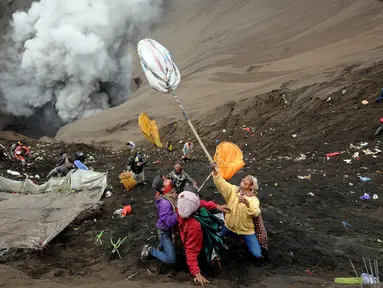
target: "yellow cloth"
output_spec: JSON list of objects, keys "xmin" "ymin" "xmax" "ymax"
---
[{"xmin": 213, "ymin": 173, "xmax": 260, "ymax": 235}]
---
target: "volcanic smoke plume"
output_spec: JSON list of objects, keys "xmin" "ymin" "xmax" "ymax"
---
[{"xmin": 0, "ymin": 0, "xmax": 163, "ymax": 137}]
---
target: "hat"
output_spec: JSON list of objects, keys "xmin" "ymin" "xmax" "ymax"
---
[
  {"xmin": 126, "ymin": 141, "xmax": 136, "ymax": 149},
  {"xmin": 177, "ymin": 191, "xmax": 200, "ymax": 218},
  {"xmin": 152, "ymin": 176, "xmax": 164, "ymax": 192}
]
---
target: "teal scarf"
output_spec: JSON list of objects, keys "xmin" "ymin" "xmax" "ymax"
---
[{"xmin": 192, "ymin": 207, "xmax": 226, "ymax": 263}]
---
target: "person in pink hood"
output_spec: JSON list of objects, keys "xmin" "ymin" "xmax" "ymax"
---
[{"xmin": 177, "ymin": 188, "xmax": 230, "ymax": 286}]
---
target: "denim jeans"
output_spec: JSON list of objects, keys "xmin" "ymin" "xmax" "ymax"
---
[
  {"xmin": 150, "ymin": 229, "xmax": 176, "ymax": 264},
  {"xmin": 218, "ymin": 225, "xmax": 262, "ymax": 258}
]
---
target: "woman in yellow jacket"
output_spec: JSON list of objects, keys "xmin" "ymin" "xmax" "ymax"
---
[{"xmin": 210, "ymin": 162, "xmax": 262, "ymax": 259}]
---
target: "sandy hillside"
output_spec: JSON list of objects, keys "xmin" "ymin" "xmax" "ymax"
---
[{"xmin": 56, "ymin": 0, "xmax": 383, "ymax": 146}]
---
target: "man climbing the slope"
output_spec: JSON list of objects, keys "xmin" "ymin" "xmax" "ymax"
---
[
  {"xmin": 169, "ymin": 161, "xmax": 198, "ymax": 193},
  {"xmin": 127, "ymin": 150, "xmax": 147, "ymax": 184},
  {"xmin": 11, "ymin": 141, "xmax": 31, "ymax": 169}
]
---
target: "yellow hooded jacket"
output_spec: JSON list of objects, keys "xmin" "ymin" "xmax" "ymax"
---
[{"xmin": 213, "ymin": 173, "xmax": 260, "ymax": 235}]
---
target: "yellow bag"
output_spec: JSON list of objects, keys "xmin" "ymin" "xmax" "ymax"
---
[
  {"xmin": 119, "ymin": 171, "xmax": 137, "ymax": 191},
  {"xmin": 138, "ymin": 113, "xmax": 162, "ymax": 147}
]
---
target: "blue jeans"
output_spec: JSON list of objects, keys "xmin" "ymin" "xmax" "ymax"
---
[
  {"xmin": 150, "ymin": 229, "xmax": 176, "ymax": 264},
  {"xmin": 218, "ymin": 225, "xmax": 262, "ymax": 258}
]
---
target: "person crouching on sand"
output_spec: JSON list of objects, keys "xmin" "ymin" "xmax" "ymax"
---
[
  {"xmin": 141, "ymin": 176, "xmax": 178, "ymax": 265},
  {"xmin": 210, "ymin": 162, "xmax": 265, "ymax": 261},
  {"xmin": 177, "ymin": 187, "xmax": 230, "ymax": 286}
]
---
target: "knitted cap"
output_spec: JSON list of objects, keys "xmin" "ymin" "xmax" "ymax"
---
[{"xmin": 177, "ymin": 191, "xmax": 200, "ymax": 218}]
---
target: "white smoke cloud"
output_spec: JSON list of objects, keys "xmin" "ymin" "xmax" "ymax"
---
[{"xmin": 0, "ymin": 0, "xmax": 163, "ymax": 124}]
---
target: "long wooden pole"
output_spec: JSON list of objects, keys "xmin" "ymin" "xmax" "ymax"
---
[{"xmin": 170, "ymin": 90, "xmax": 213, "ymax": 163}]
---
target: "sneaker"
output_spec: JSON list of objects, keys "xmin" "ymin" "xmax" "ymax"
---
[{"xmin": 141, "ymin": 245, "xmax": 152, "ymax": 260}]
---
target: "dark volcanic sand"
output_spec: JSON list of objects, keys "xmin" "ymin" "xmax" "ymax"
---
[{"xmin": 0, "ymin": 63, "xmax": 383, "ymax": 288}]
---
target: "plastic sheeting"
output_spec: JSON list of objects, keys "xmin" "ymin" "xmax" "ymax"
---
[{"xmin": 0, "ymin": 169, "xmax": 107, "ymax": 250}]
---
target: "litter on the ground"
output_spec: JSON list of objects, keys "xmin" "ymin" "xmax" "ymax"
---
[
  {"xmin": 361, "ymin": 100, "xmax": 369, "ymax": 105},
  {"xmin": 113, "ymin": 208, "xmax": 123, "ymax": 218},
  {"xmin": 363, "ymin": 148, "xmax": 381, "ymax": 155},
  {"xmin": 360, "ymin": 193, "xmax": 371, "ymax": 200},
  {"xmin": 373, "ymin": 194, "xmax": 379, "ymax": 200},
  {"xmin": 7, "ymin": 170, "xmax": 20, "ymax": 176},
  {"xmin": 295, "ymin": 153, "xmax": 306, "ymax": 162},
  {"xmin": 105, "ymin": 191, "xmax": 113, "ymax": 198},
  {"xmin": 122, "ymin": 205, "xmax": 132, "ymax": 216},
  {"xmin": 326, "ymin": 152, "xmax": 342, "ymax": 158},
  {"xmin": 353, "ymin": 152, "xmax": 360, "ymax": 160},
  {"xmin": 342, "ymin": 221, "xmax": 352, "ymax": 228},
  {"xmin": 344, "ymin": 159, "xmax": 352, "ymax": 164},
  {"xmin": 308, "ymin": 192, "xmax": 315, "ymax": 197},
  {"xmin": 128, "ymin": 272, "xmax": 139, "ymax": 281},
  {"xmin": 298, "ymin": 175, "xmax": 311, "ymax": 180},
  {"xmin": 358, "ymin": 176, "xmax": 371, "ymax": 182}
]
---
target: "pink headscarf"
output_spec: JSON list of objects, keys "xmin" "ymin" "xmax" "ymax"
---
[{"xmin": 177, "ymin": 191, "xmax": 200, "ymax": 218}]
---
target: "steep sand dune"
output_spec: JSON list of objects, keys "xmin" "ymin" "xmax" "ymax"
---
[{"xmin": 56, "ymin": 0, "xmax": 383, "ymax": 145}]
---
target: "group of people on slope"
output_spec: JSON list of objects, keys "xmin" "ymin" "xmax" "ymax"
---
[
  {"xmin": 141, "ymin": 162, "xmax": 268, "ymax": 286},
  {"xmin": 124, "ymin": 140, "xmax": 197, "ymax": 188}
]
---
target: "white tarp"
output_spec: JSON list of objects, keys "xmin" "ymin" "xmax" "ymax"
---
[{"xmin": 0, "ymin": 169, "xmax": 107, "ymax": 250}]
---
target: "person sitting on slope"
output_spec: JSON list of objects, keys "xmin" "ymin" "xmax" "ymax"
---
[
  {"xmin": 210, "ymin": 162, "xmax": 265, "ymax": 262},
  {"xmin": 177, "ymin": 187, "xmax": 230, "ymax": 286}
]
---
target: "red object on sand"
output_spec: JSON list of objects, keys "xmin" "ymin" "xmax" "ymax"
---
[
  {"xmin": 380, "ymin": 117, "xmax": 383, "ymax": 124},
  {"xmin": 122, "ymin": 205, "xmax": 132, "ymax": 216},
  {"xmin": 326, "ymin": 152, "xmax": 342, "ymax": 158}
]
